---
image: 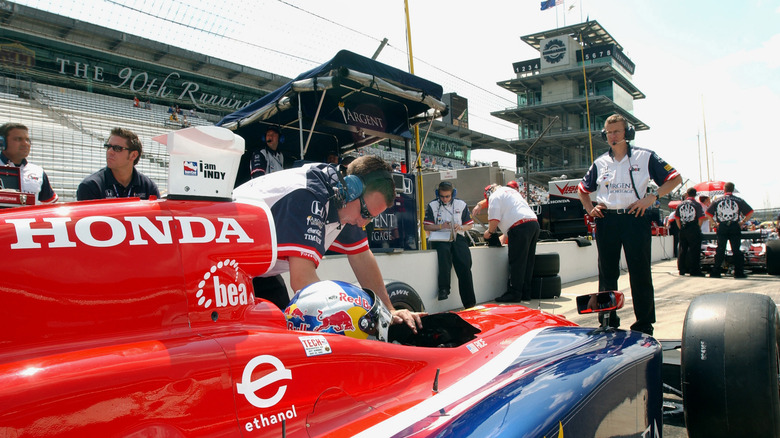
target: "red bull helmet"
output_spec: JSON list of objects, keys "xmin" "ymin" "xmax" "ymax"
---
[{"xmin": 284, "ymin": 280, "xmax": 392, "ymax": 342}]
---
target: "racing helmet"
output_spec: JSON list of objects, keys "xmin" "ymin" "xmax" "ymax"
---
[{"xmin": 284, "ymin": 280, "xmax": 392, "ymax": 342}]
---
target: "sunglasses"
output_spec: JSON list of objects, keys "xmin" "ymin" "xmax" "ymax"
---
[
  {"xmin": 358, "ymin": 195, "xmax": 377, "ymax": 220},
  {"xmin": 104, "ymin": 143, "xmax": 131, "ymax": 153}
]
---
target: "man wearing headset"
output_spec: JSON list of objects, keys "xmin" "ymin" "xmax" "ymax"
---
[
  {"xmin": 0, "ymin": 123, "xmax": 57, "ymax": 205},
  {"xmin": 233, "ymin": 155, "xmax": 423, "ymax": 332},
  {"xmin": 577, "ymin": 114, "xmax": 682, "ymax": 335},
  {"xmin": 249, "ymin": 126, "xmax": 285, "ymax": 178},
  {"xmin": 423, "ymin": 181, "xmax": 476, "ymax": 308}
]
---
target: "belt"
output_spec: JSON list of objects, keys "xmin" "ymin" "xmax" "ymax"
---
[
  {"xmin": 602, "ymin": 208, "xmax": 631, "ymax": 215},
  {"xmin": 719, "ymin": 221, "xmax": 738, "ymax": 226},
  {"xmin": 510, "ymin": 218, "xmax": 537, "ymax": 229}
]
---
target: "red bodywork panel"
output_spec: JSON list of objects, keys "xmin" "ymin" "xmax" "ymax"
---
[{"xmin": 0, "ymin": 198, "xmax": 575, "ymax": 437}]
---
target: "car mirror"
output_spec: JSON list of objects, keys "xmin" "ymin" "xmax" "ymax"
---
[{"xmin": 576, "ymin": 291, "xmax": 624, "ymax": 314}]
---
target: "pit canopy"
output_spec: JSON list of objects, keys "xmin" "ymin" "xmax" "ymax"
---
[{"xmin": 217, "ymin": 49, "xmax": 448, "ymax": 185}]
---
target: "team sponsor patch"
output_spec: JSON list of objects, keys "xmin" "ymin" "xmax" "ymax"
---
[{"xmin": 298, "ymin": 335, "xmax": 332, "ymax": 356}]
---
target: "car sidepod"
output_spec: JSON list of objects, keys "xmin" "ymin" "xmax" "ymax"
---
[{"xmin": 389, "ymin": 327, "xmax": 663, "ymax": 438}]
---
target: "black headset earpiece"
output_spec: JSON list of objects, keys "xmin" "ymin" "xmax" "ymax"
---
[{"xmin": 0, "ymin": 123, "xmax": 7, "ymax": 151}]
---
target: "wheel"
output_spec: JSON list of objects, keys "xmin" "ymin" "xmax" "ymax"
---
[
  {"xmin": 533, "ymin": 253, "xmax": 560, "ymax": 277},
  {"xmin": 681, "ymin": 293, "xmax": 780, "ymax": 437},
  {"xmin": 529, "ymin": 275, "xmax": 561, "ymax": 299},
  {"xmin": 385, "ymin": 281, "xmax": 425, "ymax": 312},
  {"xmin": 768, "ymin": 240, "xmax": 780, "ymax": 275}
]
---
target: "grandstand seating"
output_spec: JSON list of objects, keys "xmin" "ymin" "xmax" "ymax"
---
[
  {"xmin": 0, "ymin": 85, "xmax": 219, "ymax": 201},
  {"xmin": 1, "ymin": 84, "xmax": 549, "ymax": 204}
]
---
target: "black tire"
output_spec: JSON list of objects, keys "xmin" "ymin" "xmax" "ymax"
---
[
  {"xmin": 682, "ymin": 293, "xmax": 780, "ymax": 438},
  {"xmin": 768, "ymin": 240, "xmax": 780, "ymax": 275},
  {"xmin": 386, "ymin": 281, "xmax": 425, "ymax": 312},
  {"xmin": 529, "ymin": 275, "xmax": 561, "ymax": 299},
  {"xmin": 533, "ymin": 253, "xmax": 560, "ymax": 277}
]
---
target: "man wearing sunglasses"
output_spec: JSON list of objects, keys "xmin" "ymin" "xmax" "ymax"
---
[
  {"xmin": 77, "ymin": 127, "xmax": 159, "ymax": 201},
  {"xmin": 234, "ymin": 155, "xmax": 424, "ymax": 333}
]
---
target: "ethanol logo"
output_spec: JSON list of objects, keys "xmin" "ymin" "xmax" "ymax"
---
[{"xmin": 237, "ymin": 355, "xmax": 292, "ymax": 408}]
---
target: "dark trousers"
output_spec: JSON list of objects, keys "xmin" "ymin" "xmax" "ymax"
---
[
  {"xmin": 252, "ymin": 275, "xmax": 290, "ymax": 309},
  {"xmin": 432, "ymin": 234, "xmax": 476, "ymax": 308},
  {"xmin": 713, "ymin": 222, "xmax": 744, "ymax": 275},
  {"xmin": 595, "ymin": 213, "xmax": 655, "ymax": 335},
  {"xmin": 678, "ymin": 224, "xmax": 703, "ymax": 275},
  {"xmin": 506, "ymin": 221, "xmax": 540, "ymax": 300}
]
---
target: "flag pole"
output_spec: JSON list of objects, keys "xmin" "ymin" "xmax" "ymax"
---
[{"xmin": 404, "ymin": 0, "xmax": 427, "ymax": 251}]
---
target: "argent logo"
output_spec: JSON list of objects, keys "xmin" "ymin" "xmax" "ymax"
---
[{"xmin": 236, "ymin": 355, "xmax": 293, "ymax": 408}]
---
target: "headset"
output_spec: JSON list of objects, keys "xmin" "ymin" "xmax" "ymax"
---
[
  {"xmin": 600, "ymin": 122, "xmax": 635, "ymax": 142},
  {"xmin": 435, "ymin": 181, "xmax": 456, "ymax": 201},
  {"xmin": 331, "ymin": 172, "xmax": 365, "ymax": 208},
  {"xmin": 265, "ymin": 126, "xmax": 285, "ymax": 144},
  {"xmin": 0, "ymin": 123, "xmax": 8, "ymax": 151}
]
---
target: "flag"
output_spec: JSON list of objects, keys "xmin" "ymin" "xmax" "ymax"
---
[{"xmin": 540, "ymin": 0, "xmax": 562, "ymax": 11}]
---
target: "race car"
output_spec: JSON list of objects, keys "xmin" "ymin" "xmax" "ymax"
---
[
  {"xmin": 0, "ymin": 193, "xmax": 665, "ymax": 437},
  {"xmin": 700, "ymin": 230, "xmax": 780, "ymax": 275}
]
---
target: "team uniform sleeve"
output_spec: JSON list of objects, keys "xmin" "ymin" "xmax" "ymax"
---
[
  {"xmin": 270, "ymin": 189, "xmax": 328, "ymax": 267},
  {"xmin": 738, "ymin": 198, "xmax": 754, "ymax": 217},
  {"xmin": 578, "ymin": 163, "xmax": 599, "ymax": 193},
  {"xmin": 705, "ymin": 202, "xmax": 716, "ymax": 218},
  {"xmin": 648, "ymin": 152, "xmax": 680, "ymax": 186},
  {"xmin": 329, "ymin": 224, "xmax": 369, "ymax": 255},
  {"xmin": 38, "ymin": 172, "xmax": 58, "ymax": 204},
  {"xmin": 461, "ymin": 201, "xmax": 473, "ymax": 225},
  {"xmin": 423, "ymin": 203, "xmax": 435, "ymax": 225},
  {"xmin": 249, "ymin": 150, "xmax": 267, "ymax": 179}
]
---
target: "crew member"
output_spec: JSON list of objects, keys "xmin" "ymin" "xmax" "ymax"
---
[
  {"xmin": 423, "ymin": 181, "xmax": 476, "ymax": 308},
  {"xmin": 233, "ymin": 155, "xmax": 423, "ymax": 332},
  {"xmin": 249, "ymin": 126, "xmax": 284, "ymax": 178},
  {"xmin": 577, "ymin": 114, "xmax": 682, "ymax": 335},
  {"xmin": 77, "ymin": 127, "xmax": 160, "ymax": 200},
  {"xmin": 483, "ymin": 183, "xmax": 539, "ymax": 302},
  {"xmin": 0, "ymin": 122, "xmax": 58, "ymax": 205},
  {"xmin": 675, "ymin": 187, "xmax": 705, "ymax": 276},
  {"xmin": 706, "ymin": 181, "xmax": 753, "ymax": 278}
]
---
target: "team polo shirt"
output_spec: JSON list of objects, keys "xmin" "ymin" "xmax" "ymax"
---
[
  {"xmin": 706, "ymin": 193, "xmax": 753, "ymax": 223},
  {"xmin": 0, "ymin": 153, "xmax": 57, "ymax": 204},
  {"xmin": 578, "ymin": 146, "xmax": 679, "ymax": 209},
  {"xmin": 76, "ymin": 167, "xmax": 160, "ymax": 201},
  {"xmin": 233, "ymin": 163, "xmax": 368, "ymax": 278},
  {"xmin": 486, "ymin": 186, "xmax": 536, "ymax": 233},
  {"xmin": 424, "ymin": 198, "xmax": 473, "ymax": 237},
  {"xmin": 249, "ymin": 147, "xmax": 284, "ymax": 178},
  {"xmin": 675, "ymin": 197, "xmax": 704, "ymax": 226}
]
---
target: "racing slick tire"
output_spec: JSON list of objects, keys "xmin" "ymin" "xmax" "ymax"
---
[
  {"xmin": 385, "ymin": 281, "xmax": 425, "ymax": 312},
  {"xmin": 767, "ymin": 240, "xmax": 780, "ymax": 275},
  {"xmin": 530, "ymin": 275, "xmax": 561, "ymax": 300},
  {"xmin": 681, "ymin": 293, "xmax": 780, "ymax": 438},
  {"xmin": 532, "ymin": 253, "xmax": 560, "ymax": 277}
]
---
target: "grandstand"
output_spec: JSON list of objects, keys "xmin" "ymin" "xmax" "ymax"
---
[{"xmin": 1, "ymin": 80, "xmax": 220, "ymax": 201}]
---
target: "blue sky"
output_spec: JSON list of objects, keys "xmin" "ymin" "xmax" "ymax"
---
[{"xmin": 13, "ymin": 0, "xmax": 780, "ymax": 209}]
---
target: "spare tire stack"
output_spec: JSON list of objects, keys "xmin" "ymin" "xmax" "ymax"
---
[{"xmin": 530, "ymin": 253, "xmax": 562, "ymax": 299}]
